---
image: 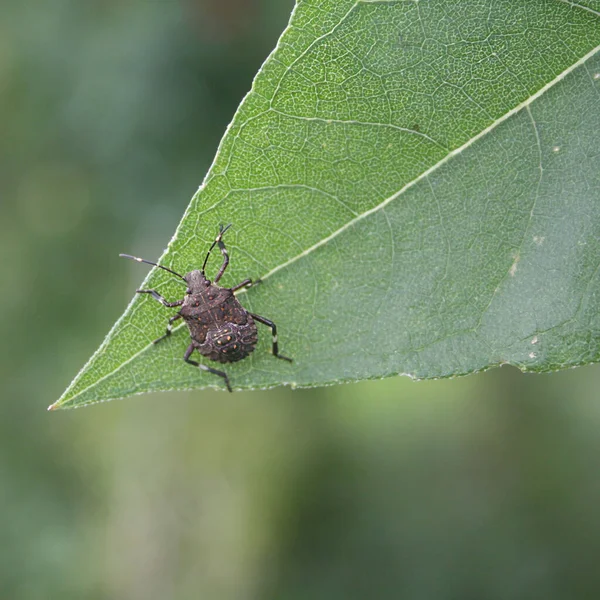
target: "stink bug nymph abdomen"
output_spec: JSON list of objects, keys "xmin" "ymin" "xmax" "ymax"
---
[{"xmin": 120, "ymin": 224, "xmax": 291, "ymax": 392}]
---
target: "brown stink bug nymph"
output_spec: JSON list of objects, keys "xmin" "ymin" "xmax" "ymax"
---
[{"xmin": 120, "ymin": 224, "xmax": 292, "ymax": 392}]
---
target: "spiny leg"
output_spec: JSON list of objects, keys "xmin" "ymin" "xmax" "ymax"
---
[
  {"xmin": 183, "ymin": 343, "xmax": 232, "ymax": 392},
  {"xmin": 250, "ymin": 313, "xmax": 292, "ymax": 362},
  {"xmin": 153, "ymin": 313, "xmax": 182, "ymax": 345},
  {"xmin": 137, "ymin": 289, "xmax": 184, "ymax": 308},
  {"xmin": 202, "ymin": 223, "xmax": 232, "ymax": 282}
]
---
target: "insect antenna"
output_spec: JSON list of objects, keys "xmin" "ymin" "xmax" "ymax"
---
[
  {"xmin": 202, "ymin": 223, "xmax": 232, "ymax": 273},
  {"xmin": 119, "ymin": 254, "xmax": 187, "ymax": 282}
]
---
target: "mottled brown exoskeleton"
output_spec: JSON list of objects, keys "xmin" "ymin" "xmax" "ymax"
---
[{"xmin": 120, "ymin": 224, "xmax": 292, "ymax": 391}]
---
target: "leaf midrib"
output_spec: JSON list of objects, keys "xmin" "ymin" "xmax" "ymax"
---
[{"xmin": 555, "ymin": 0, "xmax": 600, "ymax": 18}]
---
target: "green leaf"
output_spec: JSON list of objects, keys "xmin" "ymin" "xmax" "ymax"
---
[{"xmin": 52, "ymin": 0, "xmax": 600, "ymax": 409}]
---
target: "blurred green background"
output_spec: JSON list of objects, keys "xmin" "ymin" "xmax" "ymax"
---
[{"xmin": 2, "ymin": 1, "xmax": 600, "ymax": 598}]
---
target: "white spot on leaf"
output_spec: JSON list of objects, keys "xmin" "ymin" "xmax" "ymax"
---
[{"xmin": 509, "ymin": 253, "xmax": 520, "ymax": 277}]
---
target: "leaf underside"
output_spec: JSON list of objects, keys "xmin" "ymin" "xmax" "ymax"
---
[{"xmin": 54, "ymin": 0, "xmax": 600, "ymax": 409}]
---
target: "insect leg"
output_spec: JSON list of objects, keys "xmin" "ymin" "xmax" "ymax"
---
[
  {"xmin": 231, "ymin": 278, "xmax": 264, "ymax": 293},
  {"xmin": 153, "ymin": 313, "xmax": 183, "ymax": 345},
  {"xmin": 136, "ymin": 289, "xmax": 184, "ymax": 308},
  {"xmin": 230, "ymin": 278, "xmax": 254, "ymax": 293},
  {"xmin": 213, "ymin": 226, "xmax": 231, "ymax": 283},
  {"xmin": 183, "ymin": 343, "xmax": 233, "ymax": 392},
  {"xmin": 249, "ymin": 313, "xmax": 292, "ymax": 362},
  {"xmin": 202, "ymin": 223, "xmax": 232, "ymax": 281}
]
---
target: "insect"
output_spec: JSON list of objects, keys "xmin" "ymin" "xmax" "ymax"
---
[{"xmin": 120, "ymin": 224, "xmax": 292, "ymax": 392}]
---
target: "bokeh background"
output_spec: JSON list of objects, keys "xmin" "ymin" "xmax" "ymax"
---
[{"xmin": 2, "ymin": 1, "xmax": 600, "ymax": 598}]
